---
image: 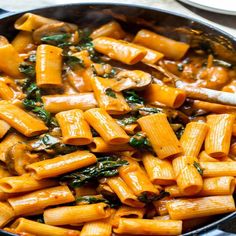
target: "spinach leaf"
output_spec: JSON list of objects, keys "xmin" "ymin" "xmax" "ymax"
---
[
  {"xmin": 117, "ymin": 116, "xmax": 137, "ymax": 126},
  {"xmin": 41, "ymin": 33, "xmax": 71, "ymax": 46},
  {"xmin": 138, "ymin": 107, "xmax": 162, "ymax": 114},
  {"xmin": 60, "ymin": 156, "xmax": 128, "ymax": 187},
  {"xmin": 138, "ymin": 190, "xmax": 170, "ymax": 203},
  {"xmin": 123, "ymin": 90, "xmax": 144, "ymax": 105},
  {"xmin": 21, "ymin": 79, "xmax": 57, "ymax": 127},
  {"xmin": 105, "ymin": 88, "xmax": 117, "ymax": 98},
  {"xmin": 64, "ymin": 55, "xmax": 85, "ymax": 69},
  {"xmin": 193, "ymin": 161, "xmax": 203, "ymax": 175},
  {"xmin": 19, "ymin": 63, "xmax": 36, "ymax": 78},
  {"xmin": 31, "ymin": 134, "xmax": 78, "ymax": 155},
  {"xmin": 129, "ymin": 132, "xmax": 152, "ymax": 150},
  {"xmin": 76, "ymin": 30, "xmax": 101, "ymax": 63}
]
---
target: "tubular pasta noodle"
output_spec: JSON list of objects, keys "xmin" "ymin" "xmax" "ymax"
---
[
  {"xmin": 0, "ymin": 81, "xmax": 15, "ymax": 100},
  {"xmin": 142, "ymin": 84, "xmax": 186, "ymax": 108},
  {"xmin": 14, "ymin": 13, "xmax": 77, "ymax": 31},
  {"xmin": 44, "ymin": 203, "xmax": 111, "ymax": 225},
  {"xmin": 89, "ymin": 137, "xmax": 134, "ymax": 153},
  {"xmin": 167, "ymin": 195, "xmax": 235, "ymax": 220},
  {"xmin": 180, "ymin": 122, "xmax": 208, "ymax": 157},
  {"xmin": 114, "ymin": 218, "xmax": 182, "ymax": 235},
  {"xmin": 55, "ymin": 109, "xmax": 93, "ymax": 145},
  {"xmin": 200, "ymin": 162, "xmax": 236, "ymax": 177},
  {"xmin": 26, "ymin": 150, "xmax": 97, "ymax": 179},
  {"xmin": 166, "ymin": 176, "xmax": 235, "ymax": 197},
  {"xmin": 11, "ymin": 31, "xmax": 33, "ymax": 53},
  {"xmin": 0, "ymin": 120, "xmax": 10, "ymax": 139},
  {"xmin": 137, "ymin": 113, "xmax": 183, "ymax": 159},
  {"xmin": 153, "ymin": 197, "xmax": 174, "ymax": 216},
  {"xmin": 205, "ymin": 114, "xmax": 235, "ymax": 158},
  {"xmin": 133, "ymin": 29, "xmax": 189, "ymax": 60},
  {"xmin": 80, "ymin": 220, "xmax": 112, "ymax": 236},
  {"xmin": 172, "ymin": 155, "xmax": 203, "ymax": 195},
  {"xmin": 0, "ymin": 43, "xmax": 23, "ymax": 78},
  {"xmin": 90, "ymin": 21, "xmax": 125, "ymax": 39},
  {"xmin": 0, "ymin": 101, "xmax": 48, "ymax": 137},
  {"xmin": 0, "ymin": 202, "xmax": 15, "ymax": 227},
  {"xmin": 0, "ymin": 174, "xmax": 57, "ymax": 193},
  {"xmin": 198, "ymin": 151, "xmax": 218, "ymax": 162},
  {"xmin": 107, "ymin": 176, "xmax": 144, "ymax": 208},
  {"xmin": 42, "ymin": 93, "xmax": 97, "ymax": 113},
  {"xmin": 90, "ymin": 76, "xmax": 131, "ymax": 115},
  {"xmin": 67, "ymin": 67, "xmax": 92, "ymax": 92},
  {"xmin": 10, "ymin": 218, "xmax": 80, "ymax": 236},
  {"xmin": 36, "ymin": 44, "xmax": 63, "ymax": 87},
  {"xmin": 112, "ymin": 206, "xmax": 145, "ymax": 227},
  {"xmin": 93, "ymin": 37, "xmax": 147, "ymax": 65},
  {"xmin": 142, "ymin": 153, "xmax": 175, "ymax": 185},
  {"xmin": 84, "ymin": 108, "xmax": 129, "ymax": 145},
  {"xmin": 7, "ymin": 186, "xmax": 75, "ymax": 216},
  {"xmin": 119, "ymin": 157, "xmax": 159, "ymax": 196}
]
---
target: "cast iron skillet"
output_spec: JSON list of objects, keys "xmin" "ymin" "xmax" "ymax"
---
[{"xmin": 0, "ymin": 3, "xmax": 236, "ymax": 236}]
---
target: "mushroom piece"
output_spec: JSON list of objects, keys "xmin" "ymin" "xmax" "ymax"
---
[
  {"xmin": 32, "ymin": 22, "xmax": 76, "ymax": 44},
  {"xmin": 5, "ymin": 143, "xmax": 39, "ymax": 175},
  {"xmin": 112, "ymin": 70, "xmax": 152, "ymax": 92}
]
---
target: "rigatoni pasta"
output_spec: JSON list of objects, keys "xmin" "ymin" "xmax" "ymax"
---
[
  {"xmin": 205, "ymin": 114, "xmax": 235, "ymax": 158},
  {"xmin": 84, "ymin": 108, "xmax": 130, "ymax": 145},
  {"xmin": 55, "ymin": 109, "xmax": 93, "ymax": 145},
  {"xmin": 137, "ymin": 113, "xmax": 182, "ymax": 159},
  {"xmin": 0, "ymin": 11, "xmax": 236, "ymax": 236}
]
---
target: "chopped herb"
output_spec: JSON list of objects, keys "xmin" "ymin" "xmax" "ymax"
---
[
  {"xmin": 138, "ymin": 190, "xmax": 170, "ymax": 203},
  {"xmin": 31, "ymin": 134, "xmax": 78, "ymax": 155},
  {"xmin": 75, "ymin": 30, "xmax": 101, "ymax": 63},
  {"xmin": 19, "ymin": 63, "xmax": 36, "ymax": 78},
  {"xmin": 41, "ymin": 33, "xmax": 71, "ymax": 46},
  {"xmin": 138, "ymin": 107, "xmax": 162, "ymax": 114},
  {"xmin": 76, "ymin": 195, "xmax": 121, "ymax": 208},
  {"xmin": 129, "ymin": 132, "xmax": 152, "ymax": 151},
  {"xmin": 21, "ymin": 78, "xmax": 57, "ymax": 127},
  {"xmin": 117, "ymin": 116, "xmax": 137, "ymax": 126},
  {"xmin": 64, "ymin": 55, "xmax": 85, "ymax": 69},
  {"xmin": 41, "ymin": 134, "xmax": 60, "ymax": 147},
  {"xmin": 193, "ymin": 161, "xmax": 203, "ymax": 175},
  {"xmin": 105, "ymin": 88, "xmax": 117, "ymax": 98},
  {"xmin": 60, "ymin": 156, "xmax": 128, "ymax": 187},
  {"xmin": 123, "ymin": 90, "xmax": 144, "ymax": 105},
  {"xmin": 78, "ymin": 29, "xmax": 92, "ymax": 44}
]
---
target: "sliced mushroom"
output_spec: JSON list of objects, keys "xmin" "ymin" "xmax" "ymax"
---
[
  {"xmin": 112, "ymin": 70, "xmax": 152, "ymax": 92},
  {"xmin": 5, "ymin": 143, "xmax": 39, "ymax": 175},
  {"xmin": 32, "ymin": 22, "xmax": 76, "ymax": 44}
]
